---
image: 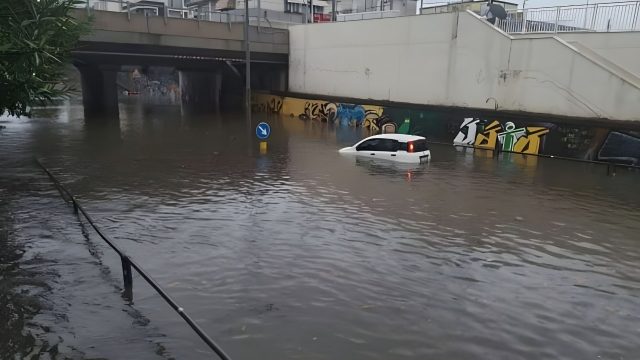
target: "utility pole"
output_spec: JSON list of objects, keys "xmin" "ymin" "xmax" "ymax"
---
[
  {"xmin": 244, "ymin": 0, "xmax": 251, "ymax": 114},
  {"xmin": 332, "ymin": 0, "xmax": 336, "ymax": 21},
  {"xmin": 310, "ymin": 0, "xmax": 314, "ymax": 23}
]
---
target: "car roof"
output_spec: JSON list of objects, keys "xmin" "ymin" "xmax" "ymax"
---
[{"xmin": 364, "ymin": 134, "xmax": 426, "ymax": 142}]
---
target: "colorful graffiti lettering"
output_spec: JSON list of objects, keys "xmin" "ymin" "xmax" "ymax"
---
[
  {"xmin": 300, "ymin": 102, "xmax": 386, "ymax": 127},
  {"xmin": 363, "ymin": 113, "xmax": 395, "ymax": 133},
  {"xmin": 474, "ymin": 120, "xmax": 502, "ymax": 150},
  {"xmin": 253, "ymin": 94, "xmax": 388, "ymax": 129},
  {"xmin": 253, "ymin": 94, "xmax": 386, "ymax": 129},
  {"xmin": 335, "ymin": 104, "xmax": 365, "ymax": 126},
  {"xmin": 252, "ymin": 96, "xmax": 284, "ymax": 114},
  {"xmin": 498, "ymin": 122, "xmax": 527, "ymax": 151},
  {"xmin": 453, "ymin": 118, "xmax": 479, "ymax": 145},
  {"xmin": 513, "ymin": 127, "xmax": 549, "ymax": 154},
  {"xmin": 300, "ymin": 102, "xmax": 338, "ymax": 122},
  {"xmin": 454, "ymin": 118, "xmax": 549, "ymax": 155}
]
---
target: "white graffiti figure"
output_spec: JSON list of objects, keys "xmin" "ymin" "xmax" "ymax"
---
[
  {"xmin": 454, "ymin": 118, "xmax": 480, "ymax": 145},
  {"xmin": 497, "ymin": 122, "xmax": 527, "ymax": 151}
]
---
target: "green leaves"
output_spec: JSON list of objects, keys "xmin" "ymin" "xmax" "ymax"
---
[{"xmin": 1, "ymin": 0, "xmax": 90, "ymax": 117}]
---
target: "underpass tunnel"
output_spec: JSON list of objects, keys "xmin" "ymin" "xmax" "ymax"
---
[{"xmin": 73, "ymin": 54, "xmax": 289, "ymax": 119}]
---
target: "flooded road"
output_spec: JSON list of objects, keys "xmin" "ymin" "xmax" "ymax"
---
[{"xmin": 1, "ymin": 100, "xmax": 640, "ymax": 360}]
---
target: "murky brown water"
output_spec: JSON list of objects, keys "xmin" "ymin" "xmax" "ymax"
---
[{"xmin": 1, "ymin": 99, "xmax": 640, "ymax": 360}]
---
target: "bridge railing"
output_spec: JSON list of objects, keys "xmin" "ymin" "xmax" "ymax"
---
[
  {"xmin": 81, "ymin": 0, "xmax": 304, "ymax": 25},
  {"xmin": 497, "ymin": 1, "xmax": 640, "ymax": 33},
  {"xmin": 336, "ymin": 10, "xmax": 401, "ymax": 22}
]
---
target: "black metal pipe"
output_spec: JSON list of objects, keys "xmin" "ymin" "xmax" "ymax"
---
[{"xmin": 34, "ymin": 159, "xmax": 232, "ymax": 360}]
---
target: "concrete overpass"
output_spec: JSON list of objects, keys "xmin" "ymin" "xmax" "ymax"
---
[{"xmin": 72, "ymin": 9, "xmax": 289, "ymax": 115}]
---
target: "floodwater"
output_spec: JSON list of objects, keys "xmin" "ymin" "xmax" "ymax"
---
[{"xmin": 1, "ymin": 99, "xmax": 640, "ymax": 360}]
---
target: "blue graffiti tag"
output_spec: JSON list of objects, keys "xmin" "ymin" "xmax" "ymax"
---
[{"xmin": 336, "ymin": 104, "xmax": 366, "ymax": 126}]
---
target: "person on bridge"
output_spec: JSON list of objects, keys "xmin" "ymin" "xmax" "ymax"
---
[{"xmin": 480, "ymin": 2, "xmax": 497, "ymax": 25}]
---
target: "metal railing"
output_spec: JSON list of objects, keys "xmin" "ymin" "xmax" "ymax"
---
[
  {"xmin": 497, "ymin": 1, "xmax": 640, "ymax": 33},
  {"xmin": 336, "ymin": 10, "xmax": 401, "ymax": 21},
  {"xmin": 35, "ymin": 159, "xmax": 232, "ymax": 360},
  {"xmin": 81, "ymin": 0, "xmax": 304, "ymax": 24}
]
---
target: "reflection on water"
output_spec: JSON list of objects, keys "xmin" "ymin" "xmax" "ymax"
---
[{"xmin": 1, "ymin": 100, "xmax": 640, "ymax": 359}]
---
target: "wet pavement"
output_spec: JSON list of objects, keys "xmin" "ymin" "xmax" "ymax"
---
[{"xmin": 1, "ymin": 100, "xmax": 640, "ymax": 359}]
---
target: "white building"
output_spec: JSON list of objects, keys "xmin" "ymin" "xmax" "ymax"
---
[{"xmin": 336, "ymin": 0, "xmax": 418, "ymax": 17}]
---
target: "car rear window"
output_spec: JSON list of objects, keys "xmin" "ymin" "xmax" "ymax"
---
[
  {"xmin": 412, "ymin": 140, "xmax": 429, "ymax": 152},
  {"xmin": 399, "ymin": 139, "xmax": 429, "ymax": 152}
]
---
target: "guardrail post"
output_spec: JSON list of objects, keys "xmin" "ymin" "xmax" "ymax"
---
[
  {"xmin": 554, "ymin": 6, "xmax": 560, "ymax": 33},
  {"xmin": 126, "ymin": 1, "xmax": 131, "ymax": 21},
  {"xmin": 591, "ymin": 4, "xmax": 599, "ymax": 30},
  {"xmin": 121, "ymin": 256, "xmax": 133, "ymax": 301},
  {"xmin": 86, "ymin": 0, "xmax": 90, "ymax": 15}
]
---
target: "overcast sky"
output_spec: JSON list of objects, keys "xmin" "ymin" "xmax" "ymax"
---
[{"xmin": 421, "ymin": 0, "xmax": 631, "ymax": 8}]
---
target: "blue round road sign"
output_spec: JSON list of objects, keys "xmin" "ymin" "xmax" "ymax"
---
[{"xmin": 256, "ymin": 122, "xmax": 271, "ymax": 140}]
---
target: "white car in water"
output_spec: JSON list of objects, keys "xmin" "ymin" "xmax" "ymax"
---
[{"xmin": 339, "ymin": 134, "xmax": 431, "ymax": 163}]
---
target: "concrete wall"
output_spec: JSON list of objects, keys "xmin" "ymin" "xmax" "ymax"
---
[
  {"xmin": 74, "ymin": 9, "xmax": 288, "ymax": 54},
  {"xmin": 289, "ymin": 11, "xmax": 640, "ymax": 122},
  {"xmin": 515, "ymin": 32, "xmax": 640, "ymax": 78}
]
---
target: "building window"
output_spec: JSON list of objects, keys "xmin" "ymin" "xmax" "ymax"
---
[
  {"xmin": 285, "ymin": 2, "xmax": 323, "ymax": 14},
  {"xmin": 286, "ymin": 2, "xmax": 301, "ymax": 13}
]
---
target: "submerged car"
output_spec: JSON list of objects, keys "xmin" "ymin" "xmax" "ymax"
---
[{"xmin": 339, "ymin": 134, "xmax": 431, "ymax": 163}]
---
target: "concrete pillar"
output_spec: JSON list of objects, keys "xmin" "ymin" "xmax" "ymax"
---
[
  {"xmin": 276, "ymin": 67, "xmax": 287, "ymax": 92},
  {"xmin": 76, "ymin": 64, "xmax": 119, "ymax": 118},
  {"xmin": 179, "ymin": 69, "xmax": 224, "ymax": 113},
  {"xmin": 220, "ymin": 66, "xmax": 244, "ymax": 111}
]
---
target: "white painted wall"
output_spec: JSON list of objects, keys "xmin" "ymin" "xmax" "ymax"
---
[
  {"xmin": 515, "ymin": 32, "xmax": 640, "ymax": 78},
  {"xmin": 289, "ymin": 11, "xmax": 640, "ymax": 121}
]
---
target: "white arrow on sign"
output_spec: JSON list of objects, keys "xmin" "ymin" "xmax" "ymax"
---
[{"xmin": 259, "ymin": 126, "xmax": 268, "ymax": 136}]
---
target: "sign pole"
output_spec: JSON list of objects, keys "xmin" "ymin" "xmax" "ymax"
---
[
  {"xmin": 244, "ymin": 0, "xmax": 251, "ymax": 114},
  {"xmin": 256, "ymin": 122, "xmax": 271, "ymax": 154}
]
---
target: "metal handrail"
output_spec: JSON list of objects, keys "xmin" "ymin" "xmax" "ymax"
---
[
  {"xmin": 497, "ymin": 1, "xmax": 640, "ymax": 33},
  {"xmin": 35, "ymin": 159, "xmax": 232, "ymax": 360},
  {"xmin": 336, "ymin": 10, "xmax": 401, "ymax": 22}
]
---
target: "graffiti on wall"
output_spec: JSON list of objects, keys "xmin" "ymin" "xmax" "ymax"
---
[
  {"xmin": 253, "ymin": 93, "xmax": 639, "ymax": 165},
  {"xmin": 253, "ymin": 94, "xmax": 396, "ymax": 132},
  {"xmin": 252, "ymin": 96, "xmax": 283, "ymax": 114},
  {"xmin": 454, "ymin": 118, "xmax": 550, "ymax": 155},
  {"xmin": 299, "ymin": 102, "xmax": 395, "ymax": 130}
]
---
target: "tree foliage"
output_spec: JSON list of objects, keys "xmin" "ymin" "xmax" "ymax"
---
[{"xmin": 0, "ymin": 0, "xmax": 89, "ymax": 117}]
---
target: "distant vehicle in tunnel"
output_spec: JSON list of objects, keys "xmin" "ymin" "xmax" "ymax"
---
[{"xmin": 339, "ymin": 134, "xmax": 431, "ymax": 163}]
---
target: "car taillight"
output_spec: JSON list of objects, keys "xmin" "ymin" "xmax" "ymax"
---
[{"xmin": 407, "ymin": 141, "xmax": 415, "ymax": 153}]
